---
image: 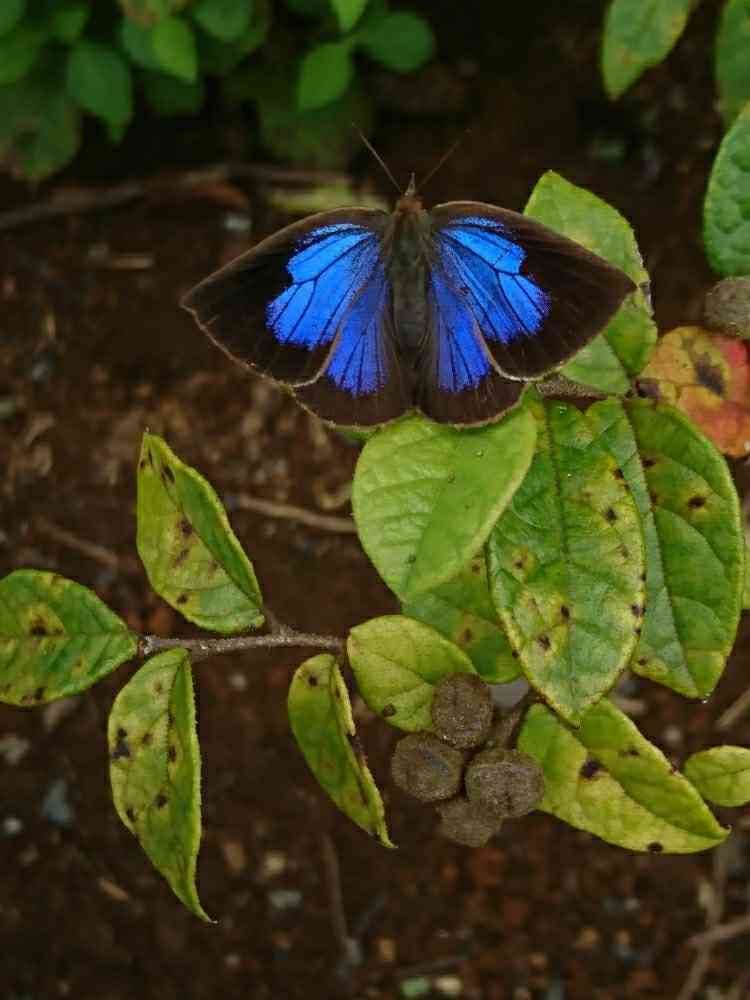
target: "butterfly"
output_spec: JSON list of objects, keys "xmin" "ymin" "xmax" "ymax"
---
[{"xmin": 181, "ymin": 176, "xmax": 635, "ymax": 427}]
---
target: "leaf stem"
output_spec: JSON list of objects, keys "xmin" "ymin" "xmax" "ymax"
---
[{"xmin": 139, "ymin": 631, "xmax": 344, "ymax": 662}]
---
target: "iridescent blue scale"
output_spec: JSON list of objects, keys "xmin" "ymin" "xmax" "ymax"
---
[{"xmin": 182, "ymin": 185, "xmax": 635, "ymax": 427}]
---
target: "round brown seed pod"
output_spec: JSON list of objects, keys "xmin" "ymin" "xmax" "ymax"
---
[
  {"xmin": 705, "ymin": 277, "xmax": 750, "ymax": 339},
  {"xmin": 464, "ymin": 748, "xmax": 544, "ymax": 819},
  {"xmin": 435, "ymin": 796, "xmax": 503, "ymax": 848},
  {"xmin": 431, "ymin": 672, "xmax": 493, "ymax": 749},
  {"xmin": 390, "ymin": 732, "xmax": 465, "ymax": 802}
]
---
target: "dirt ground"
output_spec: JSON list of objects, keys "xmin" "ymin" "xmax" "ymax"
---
[{"xmin": 2, "ymin": 1, "xmax": 750, "ymax": 997}]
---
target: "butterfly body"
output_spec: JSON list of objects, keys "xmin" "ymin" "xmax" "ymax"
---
[{"xmin": 182, "ymin": 188, "xmax": 636, "ymax": 428}]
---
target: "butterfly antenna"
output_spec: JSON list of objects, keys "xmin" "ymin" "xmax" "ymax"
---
[
  {"xmin": 417, "ymin": 130, "xmax": 471, "ymax": 192},
  {"xmin": 353, "ymin": 125, "xmax": 402, "ymax": 194}
]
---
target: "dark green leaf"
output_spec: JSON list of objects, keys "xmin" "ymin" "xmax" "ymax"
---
[
  {"xmin": 348, "ymin": 615, "xmax": 476, "ymax": 732},
  {"xmin": 197, "ymin": 0, "xmax": 269, "ymax": 73},
  {"xmin": 137, "ymin": 432, "xmax": 264, "ymax": 633},
  {"xmin": 288, "ymin": 653, "xmax": 393, "ymax": 845},
  {"xmin": 359, "ymin": 11, "xmax": 434, "ymax": 72},
  {"xmin": 0, "ymin": 25, "xmax": 45, "ymax": 85},
  {"xmin": 19, "ymin": 93, "xmax": 80, "ymax": 180},
  {"xmin": 525, "ymin": 171, "xmax": 656, "ymax": 393},
  {"xmin": 109, "ymin": 648, "xmax": 210, "ymax": 920},
  {"xmin": 66, "ymin": 41, "xmax": 133, "ymax": 126},
  {"xmin": 715, "ymin": 0, "xmax": 750, "ymax": 127},
  {"xmin": 352, "ymin": 408, "xmax": 537, "ymax": 602},
  {"xmin": 0, "ymin": 570, "xmax": 137, "ymax": 706},
  {"xmin": 118, "ymin": 0, "xmax": 187, "ymax": 26},
  {"xmin": 0, "ymin": 0, "xmax": 25, "ymax": 36},
  {"xmin": 119, "ymin": 17, "xmax": 160, "ymax": 69},
  {"xmin": 193, "ymin": 0, "xmax": 252, "ymax": 41},
  {"xmin": 588, "ymin": 397, "xmax": 744, "ymax": 698},
  {"xmin": 142, "ymin": 70, "xmax": 204, "ymax": 115},
  {"xmin": 601, "ymin": 0, "xmax": 694, "ymax": 99},
  {"xmin": 519, "ymin": 701, "xmax": 727, "ymax": 852},
  {"xmin": 152, "ymin": 15, "xmax": 197, "ymax": 82},
  {"xmin": 704, "ymin": 105, "xmax": 750, "ymax": 276},
  {"xmin": 49, "ymin": 2, "xmax": 89, "ymax": 42},
  {"xmin": 684, "ymin": 746, "xmax": 750, "ymax": 806},
  {"xmin": 487, "ymin": 393, "xmax": 645, "ymax": 725},
  {"xmin": 297, "ymin": 41, "xmax": 353, "ymax": 110},
  {"xmin": 402, "ymin": 557, "xmax": 521, "ymax": 684},
  {"xmin": 330, "ymin": 0, "xmax": 368, "ymax": 32}
]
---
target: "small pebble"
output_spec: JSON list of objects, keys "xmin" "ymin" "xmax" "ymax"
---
[
  {"xmin": 434, "ymin": 974, "xmax": 463, "ymax": 997},
  {"xmin": 2, "ymin": 815, "xmax": 23, "ymax": 837},
  {"xmin": 0, "ymin": 734, "xmax": 30, "ymax": 766},
  {"xmin": 221, "ymin": 838, "xmax": 247, "ymax": 875},
  {"xmin": 41, "ymin": 778, "xmax": 74, "ymax": 828},
  {"xmin": 400, "ymin": 977, "xmax": 431, "ymax": 999},
  {"xmin": 268, "ymin": 889, "xmax": 302, "ymax": 911},
  {"xmin": 259, "ymin": 849, "xmax": 287, "ymax": 880}
]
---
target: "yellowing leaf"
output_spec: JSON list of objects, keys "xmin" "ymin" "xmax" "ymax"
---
[{"xmin": 638, "ymin": 327, "xmax": 750, "ymax": 457}]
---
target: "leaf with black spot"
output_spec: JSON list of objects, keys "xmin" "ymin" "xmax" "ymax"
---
[
  {"xmin": 519, "ymin": 699, "xmax": 727, "ymax": 853},
  {"xmin": 587, "ymin": 397, "xmax": 744, "ymax": 698},
  {"xmin": 137, "ymin": 432, "xmax": 263, "ymax": 633},
  {"xmin": 288, "ymin": 654, "xmax": 393, "ymax": 847},
  {"xmin": 487, "ymin": 391, "xmax": 646, "ymax": 724},
  {"xmin": 0, "ymin": 570, "xmax": 137, "ymax": 706},
  {"xmin": 108, "ymin": 648, "xmax": 209, "ymax": 920}
]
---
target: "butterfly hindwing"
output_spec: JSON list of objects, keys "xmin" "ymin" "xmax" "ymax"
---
[
  {"xmin": 427, "ymin": 202, "xmax": 636, "ymax": 381},
  {"xmin": 181, "ymin": 208, "xmax": 394, "ymax": 391}
]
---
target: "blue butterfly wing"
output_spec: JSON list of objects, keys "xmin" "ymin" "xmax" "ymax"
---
[
  {"xmin": 182, "ymin": 208, "xmax": 410, "ymax": 424},
  {"xmin": 427, "ymin": 202, "xmax": 635, "ymax": 385}
]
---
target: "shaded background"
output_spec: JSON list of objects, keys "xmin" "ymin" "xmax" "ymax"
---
[{"xmin": 2, "ymin": 0, "xmax": 750, "ymax": 997}]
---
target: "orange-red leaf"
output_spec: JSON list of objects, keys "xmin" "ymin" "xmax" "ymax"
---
[{"xmin": 637, "ymin": 327, "xmax": 750, "ymax": 457}]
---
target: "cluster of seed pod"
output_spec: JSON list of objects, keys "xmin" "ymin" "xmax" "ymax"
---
[{"xmin": 390, "ymin": 673, "xmax": 545, "ymax": 847}]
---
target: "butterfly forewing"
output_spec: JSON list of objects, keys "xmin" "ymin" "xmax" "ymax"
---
[
  {"xmin": 181, "ymin": 208, "xmax": 391, "ymax": 388},
  {"xmin": 428, "ymin": 202, "xmax": 636, "ymax": 380}
]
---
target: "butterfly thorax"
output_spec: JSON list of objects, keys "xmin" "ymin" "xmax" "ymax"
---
[{"xmin": 387, "ymin": 195, "xmax": 431, "ymax": 357}]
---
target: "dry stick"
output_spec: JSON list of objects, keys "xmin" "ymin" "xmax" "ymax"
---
[
  {"xmin": 0, "ymin": 163, "xmax": 349, "ymax": 233},
  {"xmin": 36, "ymin": 516, "xmax": 140, "ymax": 573},
  {"xmin": 233, "ymin": 494, "xmax": 357, "ymax": 534},
  {"xmin": 321, "ymin": 832, "xmax": 360, "ymax": 981},
  {"xmin": 677, "ymin": 838, "xmax": 731, "ymax": 1000},
  {"xmin": 140, "ymin": 631, "xmax": 344, "ymax": 662},
  {"xmin": 688, "ymin": 913, "xmax": 750, "ymax": 950},
  {"xmin": 715, "ymin": 686, "xmax": 750, "ymax": 732}
]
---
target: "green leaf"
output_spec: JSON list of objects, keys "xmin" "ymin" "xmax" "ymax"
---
[
  {"xmin": 109, "ymin": 648, "xmax": 210, "ymax": 920},
  {"xmin": 297, "ymin": 41, "xmax": 353, "ymax": 111},
  {"xmin": 136, "ymin": 432, "xmax": 264, "ymax": 633},
  {"xmin": 19, "ymin": 93, "xmax": 80, "ymax": 180},
  {"xmin": 197, "ymin": 0, "xmax": 269, "ymax": 73},
  {"xmin": 588, "ymin": 397, "xmax": 744, "ymax": 698},
  {"xmin": 330, "ymin": 0, "xmax": 368, "ymax": 32},
  {"xmin": 347, "ymin": 615, "xmax": 476, "ymax": 731},
  {"xmin": 684, "ymin": 746, "xmax": 750, "ymax": 806},
  {"xmin": 142, "ymin": 70, "xmax": 204, "ymax": 115},
  {"xmin": 0, "ymin": 0, "xmax": 25, "ymax": 36},
  {"xmin": 193, "ymin": 0, "xmax": 252, "ymax": 41},
  {"xmin": 66, "ymin": 41, "xmax": 133, "ymax": 126},
  {"xmin": 704, "ymin": 105, "xmax": 750, "ymax": 276},
  {"xmin": 744, "ymin": 539, "xmax": 750, "ymax": 609},
  {"xmin": 359, "ymin": 11, "xmax": 435, "ymax": 72},
  {"xmin": 0, "ymin": 570, "xmax": 137, "ymax": 706},
  {"xmin": 0, "ymin": 25, "xmax": 45, "ymax": 85},
  {"xmin": 119, "ymin": 17, "xmax": 160, "ymax": 68},
  {"xmin": 151, "ymin": 15, "xmax": 197, "ymax": 82},
  {"xmin": 487, "ymin": 393, "xmax": 645, "ymax": 725},
  {"xmin": 49, "ymin": 2, "xmax": 89, "ymax": 42},
  {"xmin": 715, "ymin": 0, "xmax": 750, "ymax": 127},
  {"xmin": 352, "ymin": 407, "xmax": 537, "ymax": 602},
  {"xmin": 402, "ymin": 556, "xmax": 521, "ymax": 684},
  {"xmin": 601, "ymin": 0, "xmax": 694, "ymax": 99},
  {"xmin": 519, "ymin": 701, "xmax": 728, "ymax": 853},
  {"xmin": 525, "ymin": 171, "xmax": 656, "ymax": 393},
  {"xmin": 288, "ymin": 653, "xmax": 393, "ymax": 845}
]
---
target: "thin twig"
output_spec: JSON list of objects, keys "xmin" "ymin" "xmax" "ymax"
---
[
  {"xmin": 678, "ymin": 839, "xmax": 731, "ymax": 1000},
  {"xmin": 687, "ymin": 913, "xmax": 750, "ymax": 950},
  {"xmin": 232, "ymin": 493, "xmax": 357, "ymax": 533},
  {"xmin": 0, "ymin": 162, "xmax": 349, "ymax": 233},
  {"xmin": 36, "ymin": 516, "xmax": 139, "ymax": 573},
  {"xmin": 716, "ymin": 686, "xmax": 750, "ymax": 732},
  {"xmin": 321, "ymin": 832, "xmax": 360, "ymax": 981},
  {"xmin": 140, "ymin": 631, "xmax": 344, "ymax": 662}
]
